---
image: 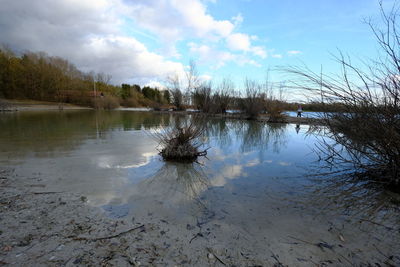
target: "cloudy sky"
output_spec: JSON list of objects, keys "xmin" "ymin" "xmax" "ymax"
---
[{"xmin": 0, "ymin": 0, "xmax": 390, "ymax": 87}]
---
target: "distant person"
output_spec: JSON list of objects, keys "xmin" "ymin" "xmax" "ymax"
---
[
  {"xmin": 295, "ymin": 124, "xmax": 300, "ymax": 134},
  {"xmin": 297, "ymin": 105, "xmax": 302, "ymax": 117},
  {"xmin": 100, "ymin": 92, "xmax": 104, "ymax": 97}
]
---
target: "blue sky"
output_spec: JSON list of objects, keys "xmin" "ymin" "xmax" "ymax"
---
[{"xmin": 0, "ymin": 0, "xmax": 394, "ymax": 90}]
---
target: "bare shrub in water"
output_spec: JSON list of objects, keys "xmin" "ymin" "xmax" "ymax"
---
[
  {"xmin": 285, "ymin": 3, "xmax": 400, "ymax": 190},
  {"xmin": 155, "ymin": 119, "xmax": 208, "ymax": 162}
]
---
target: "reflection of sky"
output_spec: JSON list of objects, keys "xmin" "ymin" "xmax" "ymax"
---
[
  {"xmin": 3, "ymin": 112, "xmax": 399, "ymax": 259},
  {"xmin": 0, "ymin": 112, "xmax": 321, "ymax": 215}
]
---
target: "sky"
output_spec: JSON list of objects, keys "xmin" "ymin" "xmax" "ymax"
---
[{"xmin": 0, "ymin": 0, "xmax": 394, "ymax": 91}]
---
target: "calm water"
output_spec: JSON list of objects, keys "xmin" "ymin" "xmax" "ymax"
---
[
  {"xmin": 0, "ymin": 110, "xmax": 399, "ymax": 264},
  {"xmin": 0, "ymin": 110, "xmax": 317, "ymax": 208}
]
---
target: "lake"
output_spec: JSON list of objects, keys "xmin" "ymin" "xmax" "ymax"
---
[{"xmin": 0, "ymin": 110, "xmax": 399, "ymax": 265}]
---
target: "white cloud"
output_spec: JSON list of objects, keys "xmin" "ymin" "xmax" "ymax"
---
[
  {"xmin": 144, "ymin": 81, "xmax": 167, "ymax": 89},
  {"xmin": 0, "ymin": 0, "xmax": 185, "ymax": 85},
  {"xmin": 188, "ymin": 42, "xmax": 234, "ymax": 68},
  {"xmin": 188, "ymin": 43, "xmax": 262, "ymax": 68},
  {"xmin": 128, "ymin": 1, "xmax": 266, "ymax": 59},
  {"xmin": 199, "ymin": 74, "xmax": 213, "ymax": 82},
  {"xmin": 226, "ymin": 33, "xmax": 266, "ymax": 58},
  {"xmin": 0, "ymin": 0, "xmax": 269, "ymax": 84},
  {"xmin": 129, "ymin": 0, "xmax": 234, "ymax": 44},
  {"xmin": 226, "ymin": 33, "xmax": 251, "ymax": 51},
  {"xmin": 287, "ymin": 50, "xmax": 302, "ymax": 56},
  {"xmin": 251, "ymin": 46, "xmax": 267, "ymax": 58},
  {"xmin": 232, "ymin": 13, "xmax": 244, "ymax": 26},
  {"xmin": 272, "ymin": 54, "xmax": 283, "ymax": 58}
]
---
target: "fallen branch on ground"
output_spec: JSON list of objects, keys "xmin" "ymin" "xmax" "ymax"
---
[{"xmin": 69, "ymin": 224, "xmax": 145, "ymax": 241}]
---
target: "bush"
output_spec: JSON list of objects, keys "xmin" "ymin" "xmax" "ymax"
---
[
  {"xmin": 154, "ymin": 120, "xmax": 208, "ymax": 162},
  {"xmin": 266, "ymin": 100, "xmax": 287, "ymax": 123}
]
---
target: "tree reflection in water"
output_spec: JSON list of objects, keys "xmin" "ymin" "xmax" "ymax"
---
[
  {"xmin": 200, "ymin": 118, "xmax": 288, "ymax": 156},
  {"xmin": 137, "ymin": 162, "xmax": 210, "ymax": 205}
]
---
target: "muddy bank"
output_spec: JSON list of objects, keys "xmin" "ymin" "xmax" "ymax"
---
[{"xmin": 1, "ymin": 167, "xmax": 399, "ymax": 266}]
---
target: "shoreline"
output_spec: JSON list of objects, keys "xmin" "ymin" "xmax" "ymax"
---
[
  {"xmin": 1, "ymin": 99, "xmax": 91, "ymax": 111},
  {"xmin": 1, "ymin": 99, "xmax": 324, "ymax": 126},
  {"xmin": 1, "ymin": 166, "xmax": 399, "ymax": 266}
]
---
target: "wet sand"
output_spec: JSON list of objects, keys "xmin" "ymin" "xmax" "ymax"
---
[{"xmin": 1, "ymin": 166, "xmax": 399, "ymax": 266}]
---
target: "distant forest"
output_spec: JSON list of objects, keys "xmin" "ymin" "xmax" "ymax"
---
[{"xmin": 0, "ymin": 48, "xmax": 170, "ymax": 107}]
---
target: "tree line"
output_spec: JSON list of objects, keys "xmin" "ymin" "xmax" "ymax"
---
[{"xmin": 0, "ymin": 48, "xmax": 170, "ymax": 108}]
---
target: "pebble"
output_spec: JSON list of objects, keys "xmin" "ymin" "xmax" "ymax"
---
[{"xmin": 207, "ymin": 253, "xmax": 214, "ymax": 260}]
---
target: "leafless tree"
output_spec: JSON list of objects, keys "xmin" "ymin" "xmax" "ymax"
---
[
  {"xmin": 192, "ymin": 82, "xmax": 213, "ymax": 112},
  {"xmin": 263, "ymin": 72, "xmax": 287, "ymax": 122},
  {"xmin": 185, "ymin": 60, "xmax": 201, "ymax": 95},
  {"xmin": 213, "ymin": 78, "xmax": 234, "ymax": 113},
  {"xmin": 167, "ymin": 60, "xmax": 202, "ymax": 110},
  {"xmin": 239, "ymin": 78, "xmax": 265, "ymax": 119},
  {"xmin": 167, "ymin": 74, "xmax": 184, "ymax": 110},
  {"xmin": 285, "ymin": 1, "xmax": 400, "ymax": 190}
]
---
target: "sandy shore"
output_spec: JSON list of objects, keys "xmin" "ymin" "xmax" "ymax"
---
[
  {"xmin": 0, "ymin": 168, "xmax": 189, "ymax": 266},
  {"xmin": 1, "ymin": 166, "xmax": 399, "ymax": 266}
]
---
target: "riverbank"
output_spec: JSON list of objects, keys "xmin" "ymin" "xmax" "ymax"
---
[{"xmin": 1, "ymin": 99, "xmax": 324, "ymax": 125}]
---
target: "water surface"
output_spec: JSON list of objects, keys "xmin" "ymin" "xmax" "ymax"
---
[{"xmin": 1, "ymin": 110, "xmax": 399, "ymax": 265}]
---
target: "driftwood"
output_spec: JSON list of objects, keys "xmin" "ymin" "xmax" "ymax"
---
[{"xmin": 69, "ymin": 224, "xmax": 145, "ymax": 242}]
